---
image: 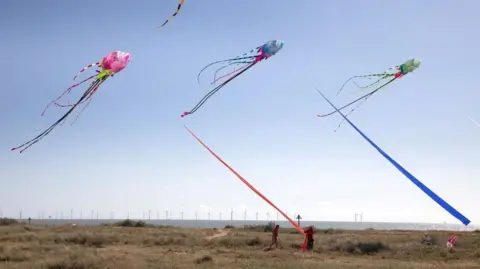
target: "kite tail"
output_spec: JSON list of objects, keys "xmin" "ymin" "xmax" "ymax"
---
[
  {"xmin": 317, "ymin": 77, "xmax": 397, "ymax": 118},
  {"xmin": 197, "ymin": 56, "xmax": 256, "ymax": 84},
  {"xmin": 156, "ymin": 0, "xmax": 185, "ymax": 28},
  {"xmin": 11, "ymin": 79, "xmax": 102, "ymax": 153},
  {"xmin": 182, "ymin": 62, "xmax": 257, "ymax": 117},
  {"xmin": 184, "ymin": 126, "xmax": 307, "ymax": 250},
  {"xmin": 41, "ymin": 74, "xmax": 97, "ymax": 116},
  {"xmin": 467, "ymin": 116, "xmax": 480, "ymax": 129},
  {"xmin": 315, "ymin": 89, "xmax": 471, "ymax": 226}
]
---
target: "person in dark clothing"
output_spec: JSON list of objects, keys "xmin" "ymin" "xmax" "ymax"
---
[
  {"xmin": 304, "ymin": 226, "xmax": 315, "ymax": 251},
  {"xmin": 422, "ymin": 233, "xmax": 432, "ymax": 245},
  {"xmin": 269, "ymin": 225, "xmax": 280, "ymax": 249}
]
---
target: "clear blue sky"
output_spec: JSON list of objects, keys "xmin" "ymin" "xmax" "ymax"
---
[{"xmin": 1, "ymin": 0, "xmax": 479, "ymax": 225}]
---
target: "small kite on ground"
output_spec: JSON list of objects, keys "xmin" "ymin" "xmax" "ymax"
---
[
  {"xmin": 11, "ymin": 51, "xmax": 130, "ymax": 153},
  {"xmin": 181, "ymin": 40, "xmax": 284, "ymax": 117}
]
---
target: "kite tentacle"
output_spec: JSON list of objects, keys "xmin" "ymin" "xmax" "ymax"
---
[
  {"xmin": 69, "ymin": 79, "xmax": 106, "ymax": 125},
  {"xmin": 197, "ymin": 56, "xmax": 256, "ymax": 84},
  {"xmin": 182, "ymin": 62, "xmax": 257, "ymax": 117},
  {"xmin": 336, "ymin": 73, "xmax": 393, "ymax": 96},
  {"xmin": 333, "ymin": 94, "xmax": 374, "ymax": 132},
  {"xmin": 212, "ymin": 61, "xmax": 252, "ymax": 85},
  {"xmin": 54, "ymin": 73, "xmax": 110, "ymax": 108},
  {"xmin": 182, "ymin": 80, "xmax": 229, "ymax": 117},
  {"xmin": 41, "ymin": 74, "xmax": 97, "ymax": 116},
  {"xmin": 73, "ymin": 62, "xmax": 101, "ymax": 81},
  {"xmin": 352, "ymin": 74, "xmax": 391, "ymax": 89},
  {"xmin": 11, "ymin": 79, "xmax": 101, "ymax": 153},
  {"xmin": 317, "ymin": 77, "xmax": 397, "ymax": 118},
  {"xmin": 211, "ymin": 62, "xmax": 253, "ymax": 85}
]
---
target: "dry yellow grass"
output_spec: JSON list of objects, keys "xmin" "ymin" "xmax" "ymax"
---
[{"xmin": 0, "ymin": 222, "xmax": 479, "ymax": 268}]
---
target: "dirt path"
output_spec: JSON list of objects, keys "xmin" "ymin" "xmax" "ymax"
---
[{"xmin": 205, "ymin": 229, "xmax": 230, "ymax": 240}]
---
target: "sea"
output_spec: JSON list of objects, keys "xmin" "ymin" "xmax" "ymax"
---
[{"xmin": 18, "ymin": 219, "xmax": 478, "ymax": 231}]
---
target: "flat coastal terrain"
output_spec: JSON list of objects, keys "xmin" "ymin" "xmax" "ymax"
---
[{"xmin": 0, "ymin": 219, "xmax": 479, "ymax": 269}]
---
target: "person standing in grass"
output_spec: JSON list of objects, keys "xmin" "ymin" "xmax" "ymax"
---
[
  {"xmin": 446, "ymin": 234, "xmax": 457, "ymax": 248},
  {"xmin": 269, "ymin": 225, "xmax": 280, "ymax": 249},
  {"xmin": 304, "ymin": 226, "xmax": 315, "ymax": 251}
]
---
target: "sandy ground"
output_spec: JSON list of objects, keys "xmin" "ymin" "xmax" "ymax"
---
[{"xmin": 205, "ymin": 229, "xmax": 231, "ymax": 240}]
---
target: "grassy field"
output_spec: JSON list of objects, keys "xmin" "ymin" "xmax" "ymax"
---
[{"xmin": 0, "ymin": 219, "xmax": 479, "ymax": 268}]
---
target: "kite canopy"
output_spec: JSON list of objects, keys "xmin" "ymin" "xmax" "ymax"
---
[
  {"xmin": 401, "ymin": 58, "xmax": 421, "ymax": 74},
  {"xmin": 263, "ymin": 40, "xmax": 284, "ymax": 57},
  {"xmin": 102, "ymin": 51, "xmax": 131, "ymax": 73}
]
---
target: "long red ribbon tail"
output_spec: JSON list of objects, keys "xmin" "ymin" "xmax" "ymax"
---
[{"xmin": 184, "ymin": 126, "xmax": 307, "ymax": 251}]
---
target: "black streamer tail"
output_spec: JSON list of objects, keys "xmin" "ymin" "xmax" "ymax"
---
[
  {"xmin": 182, "ymin": 62, "xmax": 257, "ymax": 117},
  {"xmin": 11, "ymin": 78, "xmax": 103, "ymax": 153},
  {"xmin": 317, "ymin": 77, "xmax": 397, "ymax": 118}
]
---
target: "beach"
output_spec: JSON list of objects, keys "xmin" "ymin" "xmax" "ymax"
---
[{"xmin": 0, "ymin": 220, "xmax": 479, "ymax": 268}]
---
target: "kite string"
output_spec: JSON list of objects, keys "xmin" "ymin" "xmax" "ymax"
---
[{"xmin": 184, "ymin": 126, "xmax": 307, "ymax": 250}]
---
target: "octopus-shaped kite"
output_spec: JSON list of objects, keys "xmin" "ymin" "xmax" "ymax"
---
[
  {"xmin": 11, "ymin": 51, "xmax": 130, "ymax": 153},
  {"xmin": 317, "ymin": 58, "xmax": 421, "ymax": 131},
  {"xmin": 181, "ymin": 40, "xmax": 284, "ymax": 117}
]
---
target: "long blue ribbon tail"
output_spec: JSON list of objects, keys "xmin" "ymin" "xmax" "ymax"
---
[{"xmin": 315, "ymin": 88, "xmax": 470, "ymax": 226}]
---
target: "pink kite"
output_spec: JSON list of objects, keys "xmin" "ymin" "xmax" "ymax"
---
[{"xmin": 11, "ymin": 51, "xmax": 130, "ymax": 153}]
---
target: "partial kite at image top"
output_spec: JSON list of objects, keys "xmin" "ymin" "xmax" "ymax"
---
[
  {"xmin": 156, "ymin": 0, "xmax": 185, "ymax": 28},
  {"xmin": 468, "ymin": 116, "xmax": 480, "ymax": 129},
  {"xmin": 317, "ymin": 58, "xmax": 421, "ymax": 131},
  {"xmin": 181, "ymin": 40, "xmax": 284, "ymax": 117},
  {"xmin": 11, "ymin": 51, "xmax": 131, "ymax": 153}
]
